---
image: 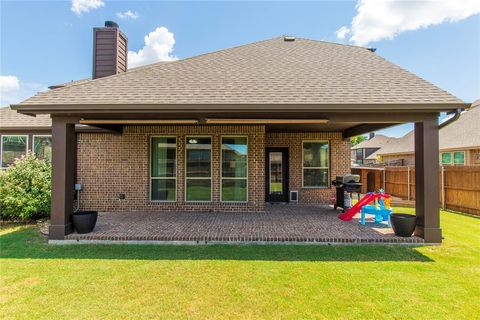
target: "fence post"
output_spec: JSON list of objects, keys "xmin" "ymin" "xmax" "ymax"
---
[
  {"xmin": 407, "ymin": 166, "xmax": 411, "ymax": 201},
  {"xmin": 441, "ymin": 165, "xmax": 445, "ymax": 210},
  {"xmin": 383, "ymin": 168, "xmax": 386, "ymax": 191}
]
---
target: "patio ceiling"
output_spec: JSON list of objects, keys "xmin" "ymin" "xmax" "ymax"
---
[{"xmin": 66, "ymin": 109, "xmax": 439, "ymax": 136}]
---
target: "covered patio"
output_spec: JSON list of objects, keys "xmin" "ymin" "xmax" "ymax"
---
[
  {"xmin": 62, "ymin": 205, "xmax": 423, "ymax": 244},
  {"xmin": 12, "ymin": 34, "xmax": 468, "ymax": 245}
]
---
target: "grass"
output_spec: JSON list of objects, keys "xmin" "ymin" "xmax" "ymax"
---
[
  {"xmin": 221, "ymin": 185, "xmax": 247, "ymax": 202},
  {"xmin": 186, "ymin": 186, "xmax": 212, "ymax": 201},
  {"xmin": 1, "ymin": 208, "xmax": 479, "ymax": 319},
  {"xmin": 269, "ymin": 182, "xmax": 283, "ymax": 193}
]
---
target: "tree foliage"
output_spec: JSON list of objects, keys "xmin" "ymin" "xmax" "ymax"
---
[
  {"xmin": 351, "ymin": 135, "xmax": 367, "ymax": 147},
  {"xmin": 0, "ymin": 152, "xmax": 51, "ymax": 220}
]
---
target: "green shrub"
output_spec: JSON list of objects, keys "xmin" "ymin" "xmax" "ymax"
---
[{"xmin": 0, "ymin": 152, "xmax": 51, "ymax": 221}]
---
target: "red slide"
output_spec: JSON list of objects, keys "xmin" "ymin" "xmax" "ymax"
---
[{"xmin": 338, "ymin": 193, "xmax": 376, "ymax": 221}]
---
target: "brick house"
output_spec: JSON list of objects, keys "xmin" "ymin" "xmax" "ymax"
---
[{"xmin": 11, "ymin": 22, "xmax": 469, "ymax": 243}]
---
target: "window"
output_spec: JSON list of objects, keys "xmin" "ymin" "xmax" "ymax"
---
[
  {"xmin": 303, "ymin": 141, "xmax": 329, "ymax": 188},
  {"xmin": 453, "ymin": 151, "xmax": 465, "ymax": 165},
  {"xmin": 441, "ymin": 152, "xmax": 452, "ymax": 165},
  {"xmin": 33, "ymin": 135, "xmax": 52, "ymax": 162},
  {"xmin": 1, "ymin": 135, "xmax": 28, "ymax": 168},
  {"xmin": 442, "ymin": 151, "xmax": 465, "ymax": 166},
  {"xmin": 185, "ymin": 137, "xmax": 212, "ymax": 202},
  {"xmin": 150, "ymin": 137, "xmax": 176, "ymax": 201},
  {"xmin": 269, "ymin": 152, "xmax": 283, "ymax": 194},
  {"xmin": 221, "ymin": 137, "xmax": 247, "ymax": 202},
  {"xmin": 356, "ymin": 148, "xmax": 363, "ymax": 164}
]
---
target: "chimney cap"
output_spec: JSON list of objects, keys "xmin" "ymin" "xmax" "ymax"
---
[{"xmin": 105, "ymin": 21, "xmax": 119, "ymax": 28}]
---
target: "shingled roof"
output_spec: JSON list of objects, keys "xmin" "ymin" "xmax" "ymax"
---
[
  {"xmin": 376, "ymin": 100, "xmax": 480, "ymax": 155},
  {"xmin": 0, "ymin": 106, "xmax": 51, "ymax": 130},
  {"xmin": 15, "ymin": 37, "xmax": 464, "ymax": 110},
  {"xmin": 351, "ymin": 134, "xmax": 392, "ymax": 150}
]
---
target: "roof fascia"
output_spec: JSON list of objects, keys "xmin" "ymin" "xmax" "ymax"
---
[{"xmin": 11, "ymin": 102, "xmax": 469, "ymax": 115}]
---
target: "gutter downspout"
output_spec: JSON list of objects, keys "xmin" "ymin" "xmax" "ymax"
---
[
  {"xmin": 437, "ymin": 108, "xmax": 462, "ymax": 210},
  {"xmin": 439, "ymin": 108, "xmax": 462, "ymax": 129}
]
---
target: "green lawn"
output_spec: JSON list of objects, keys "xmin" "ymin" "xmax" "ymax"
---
[
  {"xmin": 270, "ymin": 182, "xmax": 283, "ymax": 193},
  {"xmin": 1, "ymin": 208, "xmax": 479, "ymax": 319}
]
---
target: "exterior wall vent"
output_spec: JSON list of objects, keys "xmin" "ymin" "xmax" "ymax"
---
[
  {"xmin": 92, "ymin": 21, "xmax": 128, "ymax": 79},
  {"xmin": 290, "ymin": 190, "xmax": 299, "ymax": 202}
]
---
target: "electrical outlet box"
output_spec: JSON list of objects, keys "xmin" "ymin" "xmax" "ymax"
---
[{"xmin": 74, "ymin": 183, "xmax": 82, "ymax": 191}]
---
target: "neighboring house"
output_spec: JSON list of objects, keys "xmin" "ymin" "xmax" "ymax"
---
[
  {"xmin": 351, "ymin": 133, "xmax": 392, "ymax": 165},
  {"xmin": 374, "ymin": 100, "xmax": 480, "ymax": 166},
  {"xmin": 11, "ymin": 21, "xmax": 469, "ymax": 243},
  {"xmin": 0, "ymin": 107, "xmax": 52, "ymax": 168}
]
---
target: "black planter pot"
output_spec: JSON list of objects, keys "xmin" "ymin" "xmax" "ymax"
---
[
  {"xmin": 72, "ymin": 211, "xmax": 98, "ymax": 233},
  {"xmin": 390, "ymin": 213, "xmax": 417, "ymax": 237}
]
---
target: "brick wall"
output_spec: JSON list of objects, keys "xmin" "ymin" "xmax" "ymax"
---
[
  {"xmin": 76, "ymin": 127, "xmax": 350, "ymax": 212},
  {"xmin": 76, "ymin": 125, "xmax": 265, "ymax": 212},
  {"xmin": 266, "ymin": 132, "xmax": 351, "ymax": 204}
]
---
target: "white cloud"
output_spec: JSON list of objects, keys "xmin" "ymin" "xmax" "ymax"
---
[
  {"xmin": 116, "ymin": 10, "xmax": 139, "ymax": 20},
  {"xmin": 128, "ymin": 27, "xmax": 177, "ymax": 68},
  {"xmin": 335, "ymin": 26, "xmax": 350, "ymax": 40},
  {"xmin": 71, "ymin": 0, "xmax": 105, "ymax": 15},
  {"xmin": 0, "ymin": 75, "xmax": 46, "ymax": 106},
  {"xmin": 337, "ymin": 0, "xmax": 480, "ymax": 46},
  {"xmin": 0, "ymin": 75, "xmax": 20, "ymax": 93}
]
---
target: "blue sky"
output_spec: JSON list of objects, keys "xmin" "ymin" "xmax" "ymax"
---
[{"xmin": 1, "ymin": 0, "xmax": 479, "ymax": 137}]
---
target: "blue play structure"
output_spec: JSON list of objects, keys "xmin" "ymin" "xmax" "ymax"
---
[{"xmin": 360, "ymin": 196, "xmax": 393, "ymax": 227}]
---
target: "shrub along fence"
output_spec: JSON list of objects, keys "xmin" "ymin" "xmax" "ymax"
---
[{"xmin": 353, "ymin": 166, "xmax": 480, "ymax": 216}]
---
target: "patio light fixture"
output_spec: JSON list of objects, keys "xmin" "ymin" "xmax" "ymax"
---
[
  {"xmin": 204, "ymin": 119, "xmax": 329, "ymax": 125},
  {"xmin": 79, "ymin": 119, "xmax": 199, "ymax": 125}
]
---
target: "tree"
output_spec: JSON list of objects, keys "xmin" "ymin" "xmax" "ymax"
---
[{"xmin": 351, "ymin": 135, "xmax": 367, "ymax": 147}]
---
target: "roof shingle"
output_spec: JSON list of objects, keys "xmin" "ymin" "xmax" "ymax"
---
[
  {"xmin": 17, "ymin": 37, "xmax": 463, "ymax": 107},
  {"xmin": 376, "ymin": 101, "xmax": 480, "ymax": 155},
  {"xmin": 0, "ymin": 107, "xmax": 51, "ymax": 129},
  {"xmin": 351, "ymin": 134, "xmax": 392, "ymax": 150}
]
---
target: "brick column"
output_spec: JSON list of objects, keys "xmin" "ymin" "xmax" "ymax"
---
[
  {"xmin": 49, "ymin": 117, "xmax": 77, "ymax": 240},
  {"xmin": 414, "ymin": 115, "xmax": 442, "ymax": 243}
]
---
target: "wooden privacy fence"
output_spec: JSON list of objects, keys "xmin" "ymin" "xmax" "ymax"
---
[{"xmin": 355, "ymin": 166, "xmax": 480, "ymax": 215}]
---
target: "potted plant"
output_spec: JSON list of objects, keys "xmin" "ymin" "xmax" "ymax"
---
[
  {"xmin": 72, "ymin": 211, "xmax": 98, "ymax": 233},
  {"xmin": 390, "ymin": 213, "xmax": 416, "ymax": 237}
]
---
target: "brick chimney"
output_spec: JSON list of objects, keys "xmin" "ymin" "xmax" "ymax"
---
[{"xmin": 92, "ymin": 21, "xmax": 128, "ymax": 79}]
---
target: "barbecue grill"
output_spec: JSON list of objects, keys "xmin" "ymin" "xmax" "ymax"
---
[{"xmin": 332, "ymin": 174, "xmax": 362, "ymax": 212}]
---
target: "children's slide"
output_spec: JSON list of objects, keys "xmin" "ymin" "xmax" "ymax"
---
[{"xmin": 338, "ymin": 193, "xmax": 376, "ymax": 221}]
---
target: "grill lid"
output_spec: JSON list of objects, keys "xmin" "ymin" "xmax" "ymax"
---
[{"xmin": 335, "ymin": 174, "xmax": 360, "ymax": 183}]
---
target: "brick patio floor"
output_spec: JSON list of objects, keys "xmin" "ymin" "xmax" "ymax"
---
[{"xmin": 65, "ymin": 204, "xmax": 423, "ymax": 244}]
